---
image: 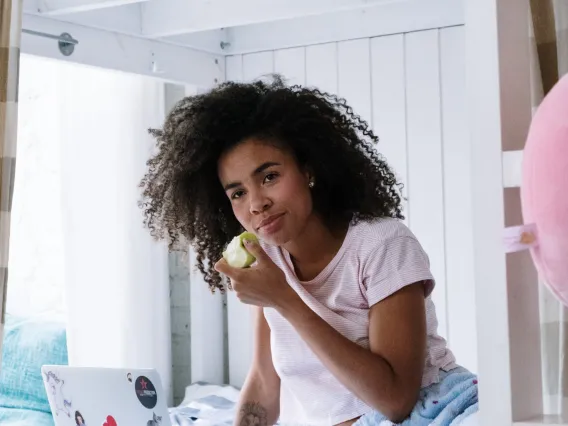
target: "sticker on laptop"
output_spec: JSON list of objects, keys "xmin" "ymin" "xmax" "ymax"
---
[
  {"xmin": 44, "ymin": 370, "xmax": 73, "ymax": 417},
  {"xmin": 102, "ymin": 414, "xmax": 117, "ymax": 426},
  {"xmin": 135, "ymin": 376, "xmax": 157, "ymax": 409},
  {"xmin": 146, "ymin": 412, "xmax": 163, "ymax": 426},
  {"xmin": 75, "ymin": 410, "xmax": 87, "ymax": 425}
]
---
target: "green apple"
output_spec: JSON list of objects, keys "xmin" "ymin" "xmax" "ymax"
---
[{"xmin": 222, "ymin": 231, "xmax": 259, "ymax": 268}]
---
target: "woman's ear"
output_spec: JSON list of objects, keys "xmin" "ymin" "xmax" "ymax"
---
[{"xmin": 304, "ymin": 167, "xmax": 316, "ymax": 189}]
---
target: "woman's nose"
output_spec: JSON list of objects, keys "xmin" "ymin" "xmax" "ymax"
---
[{"xmin": 249, "ymin": 191, "xmax": 272, "ymax": 214}]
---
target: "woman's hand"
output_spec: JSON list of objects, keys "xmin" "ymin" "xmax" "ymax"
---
[{"xmin": 215, "ymin": 238, "xmax": 300, "ymax": 310}]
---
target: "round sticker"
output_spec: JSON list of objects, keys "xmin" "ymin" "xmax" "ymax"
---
[{"xmin": 135, "ymin": 376, "xmax": 157, "ymax": 409}]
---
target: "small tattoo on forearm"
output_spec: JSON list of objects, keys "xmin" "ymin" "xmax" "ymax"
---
[{"xmin": 239, "ymin": 402, "xmax": 268, "ymax": 426}]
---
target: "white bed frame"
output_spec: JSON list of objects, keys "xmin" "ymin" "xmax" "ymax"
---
[{"xmin": 20, "ymin": 0, "xmax": 550, "ymax": 424}]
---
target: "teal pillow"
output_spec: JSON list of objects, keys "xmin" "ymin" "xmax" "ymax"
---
[
  {"xmin": 0, "ymin": 314, "xmax": 68, "ymax": 419},
  {"xmin": 0, "ymin": 407, "xmax": 55, "ymax": 426}
]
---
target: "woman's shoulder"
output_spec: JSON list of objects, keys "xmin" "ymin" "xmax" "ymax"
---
[
  {"xmin": 349, "ymin": 217, "xmax": 418, "ymax": 247},
  {"xmin": 352, "ymin": 218, "xmax": 435, "ymax": 301},
  {"xmin": 348, "ymin": 218, "xmax": 430, "ymax": 268}
]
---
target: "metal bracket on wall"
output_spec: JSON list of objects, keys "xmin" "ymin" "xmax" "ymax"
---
[{"xmin": 22, "ymin": 30, "xmax": 78, "ymax": 56}]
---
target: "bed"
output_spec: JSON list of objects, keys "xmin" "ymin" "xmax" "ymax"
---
[
  {"xmin": 167, "ymin": 383, "xmax": 481, "ymax": 426},
  {"xmin": 1, "ymin": 0, "xmax": 546, "ymax": 425}
]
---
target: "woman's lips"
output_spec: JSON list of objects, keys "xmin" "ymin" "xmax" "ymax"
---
[{"xmin": 257, "ymin": 213, "xmax": 285, "ymax": 234}]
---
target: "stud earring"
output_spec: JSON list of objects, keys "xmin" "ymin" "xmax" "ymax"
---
[{"xmin": 308, "ymin": 178, "xmax": 315, "ymax": 188}]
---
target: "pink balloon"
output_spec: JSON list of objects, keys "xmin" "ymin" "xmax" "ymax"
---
[{"xmin": 521, "ymin": 74, "xmax": 568, "ymax": 306}]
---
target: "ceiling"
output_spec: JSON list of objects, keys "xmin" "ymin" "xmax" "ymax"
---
[{"xmin": 21, "ymin": 0, "xmax": 427, "ymax": 55}]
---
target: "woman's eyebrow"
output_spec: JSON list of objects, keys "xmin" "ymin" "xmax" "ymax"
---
[{"xmin": 252, "ymin": 161, "xmax": 280, "ymax": 175}]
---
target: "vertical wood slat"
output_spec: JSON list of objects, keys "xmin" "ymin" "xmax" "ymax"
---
[
  {"xmin": 370, "ymin": 34, "xmax": 409, "ymax": 223},
  {"xmin": 405, "ymin": 29, "xmax": 448, "ymax": 341},
  {"xmin": 337, "ymin": 39, "xmax": 372, "ymax": 127},
  {"xmin": 274, "ymin": 47, "xmax": 306, "ymax": 86},
  {"xmin": 439, "ymin": 26, "xmax": 477, "ymax": 372},
  {"xmin": 226, "ymin": 55, "xmax": 244, "ymax": 82},
  {"xmin": 243, "ymin": 51, "xmax": 275, "ymax": 81},
  {"xmin": 306, "ymin": 43, "xmax": 338, "ymax": 94}
]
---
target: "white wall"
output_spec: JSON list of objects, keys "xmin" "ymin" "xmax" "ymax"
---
[{"xmin": 224, "ymin": 26, "xmax": 477, "ymax": 386}]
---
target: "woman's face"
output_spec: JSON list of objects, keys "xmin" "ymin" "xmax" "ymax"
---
[{"xmin": 218, "ymin": 138, "xmax": 313, "ymax": 246}]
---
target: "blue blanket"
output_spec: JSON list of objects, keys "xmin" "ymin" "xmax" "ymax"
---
[{"xmin": 354, "ymin": 367, "xmax": 479, "ymax": 426}]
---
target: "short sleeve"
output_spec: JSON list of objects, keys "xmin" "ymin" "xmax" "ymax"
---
[{"xmin": 363, "ymin": 236, "xmax": 435, "ymax": 307}]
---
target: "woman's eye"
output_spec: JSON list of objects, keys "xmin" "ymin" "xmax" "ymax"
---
[
  {"xmin": 231, "ymin": 190, "xmax": 245, "ymax": 200},
  {"xmin": 263, "ymin": 173, "xmax": 278, "ymax": 184}
]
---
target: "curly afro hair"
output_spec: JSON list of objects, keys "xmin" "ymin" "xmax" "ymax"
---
[{"xmin": 139, "ymin": 75, "xmax": 404, "ymax": 293}]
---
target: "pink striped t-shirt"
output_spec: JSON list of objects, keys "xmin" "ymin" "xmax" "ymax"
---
[{"xmin": 262, "ymin": 218, "xmax": 457, "ymax": 425}]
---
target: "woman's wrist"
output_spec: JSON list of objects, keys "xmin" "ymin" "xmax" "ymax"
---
[{"xmin": 275, "ymin": 291, "xmax": 313, "ymax": 323}]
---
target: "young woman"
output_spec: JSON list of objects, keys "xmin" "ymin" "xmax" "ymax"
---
[{"xmin": 140, "ymin": 76, "xmax": 478, "ymax": 426}]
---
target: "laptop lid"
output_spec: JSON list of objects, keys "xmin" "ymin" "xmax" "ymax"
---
[{"xmin": 41, "ymin": 365, "xmax": 171, "ymax": 426}]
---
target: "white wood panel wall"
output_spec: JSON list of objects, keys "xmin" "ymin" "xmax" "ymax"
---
[{"xmin": 225, "ymin": 26, "xmax": 476, "ymax": 388}]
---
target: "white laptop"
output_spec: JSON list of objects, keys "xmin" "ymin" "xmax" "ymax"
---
[{"xmin": 41, "ymin": 365, "xmax": 172, "ymax": 426}]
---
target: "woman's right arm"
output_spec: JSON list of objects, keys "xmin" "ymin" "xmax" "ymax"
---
[{"xmin": 233, "ymin": 306, "xmax": 281, "ymax": 426}]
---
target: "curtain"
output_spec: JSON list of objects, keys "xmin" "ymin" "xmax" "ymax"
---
[
  {"xmin": 0, "ymin": 0, "xmax": 23, "ymax": 367},
  {"xmin": 530, "ymin": 0, "xmax": 568, "ymax": 416},
  {"xmin": 56, "ymin": 64, "xmax": 173, "ymax": 405}
]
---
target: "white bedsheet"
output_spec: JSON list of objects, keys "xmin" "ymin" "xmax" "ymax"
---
[
  {"xmin": 169, "ymin": 382, "xmax": 239, "ymax": 426},
  {"xmin": 168, "ymin": 383, "xmax": 480, "ymax": 426}
]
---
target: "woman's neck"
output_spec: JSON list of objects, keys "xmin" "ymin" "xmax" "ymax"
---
[{"xmin": 283, "ymin": 215, "xmax": 348, "ymax": 281}]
